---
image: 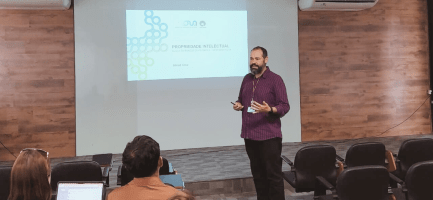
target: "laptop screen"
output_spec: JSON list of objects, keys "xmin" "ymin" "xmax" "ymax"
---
[{"xmin": 57, "ymin": 182, "xmax": 105, "ymax": 200}]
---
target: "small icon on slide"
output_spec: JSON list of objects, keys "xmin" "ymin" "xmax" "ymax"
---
[{"xmin": 200, "ymin": 21, "xmax": 206, "ymax": 26}]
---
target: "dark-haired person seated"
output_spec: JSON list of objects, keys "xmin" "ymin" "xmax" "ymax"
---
[
  {"xmin": 108, "ymin": 135, "xmax": 193, "ymax": 200},
  {"xmin": 9, "ymin": 148, "xmax": 52, "ymax": 200}
]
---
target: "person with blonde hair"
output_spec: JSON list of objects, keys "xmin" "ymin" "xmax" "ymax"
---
[{"xmin": 8, "ymin": 148, "xmax": 52, "ymax": 200}]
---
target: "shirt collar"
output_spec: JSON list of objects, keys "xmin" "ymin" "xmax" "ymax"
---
[{"xmin": 262, "ymin": 66, "xmax": 270, "ymax": 79}]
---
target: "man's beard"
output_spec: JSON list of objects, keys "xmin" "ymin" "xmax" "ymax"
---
[{"xmin": 250, "ymin": 64, "xmax": 264, "ymax": 75}]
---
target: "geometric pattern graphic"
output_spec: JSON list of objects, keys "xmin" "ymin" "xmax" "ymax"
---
[{"xmin": 127, "ymin": 10, "xmax": 168, "ymax": 80}]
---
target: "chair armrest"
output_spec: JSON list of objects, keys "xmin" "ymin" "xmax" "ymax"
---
[
  {"xmin": 388, "ymin": 171, "xmax": 402, "ymax": 189},
  {"xmin": 315, "ymin": 176, "xmax": 338, "ymax": 199},
  {"xmin": 336, "ymin": 154, "xmax": 345, "ymax": 162},
  {"xmin": 389, "ymin": 173, "xmax": 403, "ymax": 185},
  {"xmin": 385, "ymin": 150, "xmax": 397, "ymax": 172},
  {"xmin": 335, "ymin": 155, "xmax": 347, "ymax": 168},
  {"xmin": 389, "ymin": 172, "xmax": 404, "ymax": 191},
  {"xmin": 387, "ymin": 185, "xmax": 397, "ymax": 200},
  {"xmin": 392, "ymin": 153, "xmax": 400, "ymax": 163},
  {"xmin": 336, "ymin": 161, "xmax": 344, "ymax": 177},
  {"xmin": 102, "ymin": 166, "xmax": 110, "ymax": 187},
  {"xmin": 401, "ymin": 183, "xmax": 408, "ymax": 193},
  {"xmin": 281, "ymin": 155, "xmax": 294, "ymax": 167},
  {"xmin": 316, "ymin": 176, "xmax": 334, "ymax": 190},
  {"xmin": 103, "ymin": 166, "xmax": 110, "ymax": 177},
  {"xmin": 117, "ymin": 165, "xmax": 122, "ymax": 186}
]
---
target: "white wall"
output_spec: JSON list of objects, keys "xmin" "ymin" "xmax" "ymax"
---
[{"xmin": 74, "ymin": 0, "xmax": 300, "ymax": 156}]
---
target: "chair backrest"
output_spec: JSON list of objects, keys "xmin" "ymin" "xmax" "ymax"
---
[
  {"xmin": 0, "ymin": 166, "xmax": 12, "ymax": 200},
  {"xmin": 405, "ymin": 160, "xmax": 433, "ymax": 200},
  {"xmin": 397, "ymin": 138, "xmax": 433, "ymax": 179},
  {"xmin": 337, "ymin": 165, "xmax": 389, "ymax": 200},
  {"xmin": 160, "ymin": 158, "xmax": 170, "ymax": 175},
  {"xmin": 51, "ymin": 161, "xmax": 102, "ymax": 192},
  {"xmin": 294, "ymin": 145, "xmax": 338, "ymax": 189},
  {"xmin": 120, "ymin": 157, "xmax": 172, "ymax": 186},
  {"xmin": 120, "ymin": 164, "xmax": 135, "ymax": 186},
  {"xmin": 345, "ymin": 142, "xmax": 386, "ymax": 168}
]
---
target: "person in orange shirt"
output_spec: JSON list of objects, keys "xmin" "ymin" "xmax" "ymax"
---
[{"xmin": 108, "ymin": 135, "xmax": 193, "ymax": 200}]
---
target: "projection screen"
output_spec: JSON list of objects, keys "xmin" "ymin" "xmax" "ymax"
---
[{"xmin": 74, "ymin": 0, "xmax": 300, "ymax": 156}]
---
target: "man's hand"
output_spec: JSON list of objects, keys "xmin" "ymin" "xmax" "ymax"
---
[
  {"xmin": 233, "ymin": 102, "xmax": 244, "ymax": 111},
  {"xmin": 251, "ymin": 101, "xmax": 271, "ymax": 114}
]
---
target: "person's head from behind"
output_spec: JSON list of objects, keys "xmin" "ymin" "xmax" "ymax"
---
[
  {"xmin": 122, "ymin": 135, "xmax": 163, "ymax": 178},
  {"xmin": 9, "ymin": 148, "xmax": 52, "ymax": 200}
]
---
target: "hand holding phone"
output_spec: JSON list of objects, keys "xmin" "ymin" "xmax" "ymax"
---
[{"xmin": 232, "ymin": 101, "xmax": 244, "ymax": 111}]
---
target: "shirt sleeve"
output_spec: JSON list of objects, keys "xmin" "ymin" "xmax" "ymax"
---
[
  {"xmin": 273, "ymin": 75, "xmax": 290, "ymax": 117},
  {"xmin": 237, "ymin": 75, "xmax": 248, "ymax": 104}
]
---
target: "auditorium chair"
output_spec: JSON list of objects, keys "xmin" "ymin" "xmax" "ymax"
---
[
  {"xmin": 335, "ymin": 142, "xmax": 396, "ymax": 172},
  {"xmin": 402, "ymin": 160, "xmax": 433, "ymax": 200},
  {"xmin": 117, "ymin": 157, "xmax": 176, "ymax": 186},
  {"xmin": 315, "ymin": 165, "xmax": 396, "ymax": 200},
  {"xmin": 0, "ymin": 166, "xmax": 12, "ymax": 200},
  {"xmin": 281, "ymin": 145, "xmax": 344, "ymax": 198},
  {"xmin": 389, "ymin": 160, "xmax": 433, "ymax": 200},
  {"xmin": 391, "ymin": 138, "xmax": 433, "ymax": 184},
  {"xmin": 51, "ymin": 161, "xmax": 110, "ymax": 193}
]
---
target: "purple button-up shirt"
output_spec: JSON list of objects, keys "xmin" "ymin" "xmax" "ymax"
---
[{"xmin": 237, "ymin": 66, "xmax": 290, "ymax": 141}]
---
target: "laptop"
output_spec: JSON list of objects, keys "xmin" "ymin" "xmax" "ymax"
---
[{"xmin": 56, "ymin": 181, "xmax": 106, "ymax": 200}]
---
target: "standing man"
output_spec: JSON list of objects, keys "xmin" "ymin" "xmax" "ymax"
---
[{"xmin": 233, "ymin": 46, "xmax": 290, "ymax": 200}]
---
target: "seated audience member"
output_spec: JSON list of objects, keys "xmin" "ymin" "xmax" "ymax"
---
[
  {"xmin": 9, "ymin": 148, "xmax": 52, "ymax": 200},
  {"xmin": 108, "ymin": 135, "xmax": 193, "ymax": 200}
]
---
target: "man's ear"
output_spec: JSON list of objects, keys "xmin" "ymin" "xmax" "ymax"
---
[
  {"xmin": 264, "ymin": 56, "xmax": 269, "ymax": 64},
  {"xmin": 158, "ymin": 156, "xmax": 163, "ymax": 168}
]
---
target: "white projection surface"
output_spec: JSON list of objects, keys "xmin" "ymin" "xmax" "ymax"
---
[
  {"xmin": 75, "ymin": 0, "xmax": 300, "ymax": 156},
  {"xmin": 127, "ymin": 10, "xmax": 248, "ymax": 81}
]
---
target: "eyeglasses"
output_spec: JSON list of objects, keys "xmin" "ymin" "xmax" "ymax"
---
[{"xmin": 20, "ymin": 148, "xmax": 49, "ymax": 159}]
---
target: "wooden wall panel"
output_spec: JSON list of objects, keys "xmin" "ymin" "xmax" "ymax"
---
[
  {"xmin": 0, "ymin": 0, "xmax": 430, "ymax": 159},
  {"xmin": 0, "ymin": 7, "xmax": 75, "ymax": 160},
  {"xmin": 299, "ymin": 0, "xmax": 431, "ymax": 141}
]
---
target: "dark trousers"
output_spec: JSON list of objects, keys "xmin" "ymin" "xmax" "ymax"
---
[{"xmin": 245, "ymin": 137, "xmax": 285, "ymax": 200}]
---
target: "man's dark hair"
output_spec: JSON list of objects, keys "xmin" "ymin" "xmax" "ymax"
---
[
  {"xmin": 251, "ymin": 46, "xmax": 268, "ymax": 58},
  {"xmin": 122, "ymin": 135, "xmax": 160, "ymax": 178}
]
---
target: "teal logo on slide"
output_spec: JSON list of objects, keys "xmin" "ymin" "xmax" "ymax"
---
[
  {"xmin": 127, "ymin": 10, "xmax": 169, "ymax": 80},
  {"xmin": 180, "ymin": 20, "xmax": 206, "ymax": 27},
  {"xmin": 183, "ymin": 21, "xmax": 197, "ymax": 26}
]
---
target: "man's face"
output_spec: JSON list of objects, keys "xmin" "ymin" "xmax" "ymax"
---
[{"xmin": 249, "ymin": 49, "xmax": 268, "ymax": 75}]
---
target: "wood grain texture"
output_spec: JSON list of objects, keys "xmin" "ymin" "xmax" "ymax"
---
[
  {"xmin": 0, "ymin": 0, "xmax": 430, "ymax": 159},
  {"xmin": 0, "ymin": 6, "xmax": 75, "ymax": 160},
  {"xmin": 299, "ymin": 0, "xmax": 431, "ymax": 141}
]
